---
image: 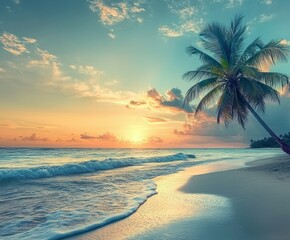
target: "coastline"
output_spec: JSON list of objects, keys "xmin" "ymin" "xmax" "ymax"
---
[
  {"xmin": 68, "ymin": 153, "xmax": 290, "ymax": 240},
  {"xmin": 68, "ymin": 152, "xmax": 268, "ymax": 240}
]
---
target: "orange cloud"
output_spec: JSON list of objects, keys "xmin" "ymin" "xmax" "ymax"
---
[
  {"xmin": 127, "ymin": 88, "xmax": 194, "ymax": 113},
  {"xmin": 144, "ymin": 116, "xmax": 168, "ymax": 123},
  {"xmin": 19, "ymin": 133, "xmax": 49, "ymax": 142},
  {"xmin": 147, "ymin": 136, "xmax": 163, "ymax": 143},
  {"xmin": 80, "ymin": 132, "xmax": 118, "ymax": 141}
]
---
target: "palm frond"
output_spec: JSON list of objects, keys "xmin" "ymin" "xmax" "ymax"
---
[
  {"xmin": 217, "ymin": 88, "xmax": 234, "ymax": 126},
  {"xmin": 245, "ymin": 40, "xmax": 289, "ymax": 68},
  {"xmin": 256, "ymin": 72, "xmax": 289, "ymax": 89},
  {"xmin": 194, "ymin": 85, "xmax": 223, "ymax": 116},
  {"xmin": 229, "ymin": 14, "xmax": 247, "ymax": 65},
  {"xmin": 239, "ymin": 77, "xmax": 280, "ymax": 112},
  {"xmin": 238, "ymin": 38, "xmax": 264, "ymax": 65},
  {"xmin": 186, "ymin": 46, "xmax": 223, "ymax": 69},
  {"xmin": 184, "ymin": 77, "xmax": 219, "ymax": 103},
  {"xmin": 199, "ymin": 23, "xmax": 230, "ymax": 62},
  {"xmin": 232, "ymin": 89, "xmax": 249, "ymax": 128}
]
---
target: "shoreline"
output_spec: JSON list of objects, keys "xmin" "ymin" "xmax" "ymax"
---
[
  {"xmin": 68, "ymin": 153, "xmax": 260, "ymax": 240},
  {"xmin": 180, "ymin": 154, "xmax": 290, "ymax": 240},
  {"xmin": 68, "ymin": 153, "xmax": 290, "ymax": 240}
]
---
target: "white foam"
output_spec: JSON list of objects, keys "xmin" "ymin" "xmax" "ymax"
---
[{"xmin": 0, "ymin": 153, "xmax": 195, "ymax": 180}]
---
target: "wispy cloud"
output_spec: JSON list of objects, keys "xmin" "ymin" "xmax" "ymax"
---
[
  {"xmin": 80, "ymin": 132, "xmax": 118, "ymax": 141},
  {"xmin": 108, "ymin": 33, "xmax": 116, "ymax": 39},
  {"xmin": 80, "ymin": 133, "xmax": 98, "ymax": 140},
  {"xmin": 159, "ymin": 20, "xmax": 202, "ymax": 37},
  {"xmin": 0, "ymin": 32, "xmax": 28, "ymax": 55},
  {"xmin": 28, "ymin": 47, "xmax": 64, "ymax": 81},
  {"xmin": 261, "ymin": 0, "xmax": 272, "ymax": 5},
  {"xmin": 159, "ymin": 1, "xmax": 202, "ymax": 38},
  {"xmin": 29, "ymin": 48, "xmax": 58, "ymax": 66},
  {"xmin": 89, "ymin": 0, "xmax": 146, "ymax": 26},
  {"xmin": 147, "ymin": 136, "xmax": 163, "ymax": 143},
  {"xmin": 225, "ymin": 0, "xmax": 243, "ymax": 8},
  {"xmin": 1, "ymin": 32, "xmax": 140, "ymax": 105},
  {"xmin": 0, "ymin": 120, "xmax": 56, "ymax": 129},
  {"xmin": 12, "ymin": 0, "xmax": 20, "ymax": 4},
  {"xmin": 19, "ymin": 133, "xmax": 49, "ymax": 142},
  {"xmin": 144, "ymin": 116, "xmax": 168, "ymax": 123},
  {"xmin": 70, "ymin": 64, "xmax": 103, "ymax": 76},
  {"xmin": 22, "ymin": 37, "xmax": 37, "ymax": 44},
  {"xmin": 259, "ymin": 13, "xmax": 274, "ymax": 22}
]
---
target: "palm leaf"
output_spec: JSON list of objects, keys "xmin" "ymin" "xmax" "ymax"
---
[
  {"xmin": 186, "ymin": 46, "xmax": 223, "ymax": 69},
  {"xmin": 217, "ymin": 88, "xmax": 234, "ymax": 126},
  {"xmin": 184, "ymin": 77, "xmax": 219, "ymax": 102},
  {"xmin": 245, "ymin": 40, "xmax": 289, "ymax": 68},
  {"xmin": 194, "ymin": 85, "xmax": 223, "ymax": 115}
]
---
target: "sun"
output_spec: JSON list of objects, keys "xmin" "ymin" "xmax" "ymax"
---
[{"xmin": 130, "ymin": 133, "xmax": 145, "ymax": 144}]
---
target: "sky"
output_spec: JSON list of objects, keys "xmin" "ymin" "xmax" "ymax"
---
[{"xmin": 0, "ymin": 0, "xmax": 290, "ymax": 148}]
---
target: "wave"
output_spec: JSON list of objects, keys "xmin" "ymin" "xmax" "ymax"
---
[{"xmin": 0, "ymin": 153, "xmax": 195, "ymax": 181}]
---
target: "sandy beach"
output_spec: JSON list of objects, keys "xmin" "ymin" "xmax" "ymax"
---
[
  {"xmin": 67, "ymin": 153, "xmax": 290, "ymax": 240},
  {"xmin": 179, "ymin": 154, "xmax": 290, "ymax": 240}
]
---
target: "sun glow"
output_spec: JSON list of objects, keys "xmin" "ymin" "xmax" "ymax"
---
[{"xmin": 130, "ymin": 133, "xmax": 144, "ymax": 144}]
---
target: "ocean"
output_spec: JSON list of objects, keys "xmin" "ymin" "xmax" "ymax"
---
[{"xmin": 0, "ymin": 148, "xmax": 280, "ymax": 240}]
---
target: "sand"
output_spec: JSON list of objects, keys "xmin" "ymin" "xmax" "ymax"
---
[{"xmin": 68, "ymin": 154, "xmax": 290, "ymax": 240}]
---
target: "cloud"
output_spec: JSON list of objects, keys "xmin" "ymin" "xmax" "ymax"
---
[
  {"xmin": 12, "ymin": 0, "xmax": 20, "ymax": 4},
  {"xmin": 96, "ymin": 132, "xmax": 118, "ymax": 141},
  {"xmin": 280, "ymin": 39, "xmax": 290, "ymax": 46},
  {"xmin": 108, "ymin": 33, "xmax": 116, "ymax": 39},
  {"xmin": 27, "ymin": 48, "xmax": 65, "ymax": 82},
  {"xmin": 127, "ymin": 100, "xmax": 147, "ymax": 107},
  {"xmin": 178, "ymin": 7, "xmax": 196, "ymax": 19},
  {"xmin": 66, "ymin": 137, "xmax": 80, "ymax": 143},
  {"xmin": 261, "ymin": 0, "xmax": 272, "ymax": 4},
  {"xmin": 22, "ymin": 37, "xmax": 37, "ymax": 44},
  {"xmin": 1, "ymin": 33, "xmax": 140, "ymax": 105},
  {"xmin": 89, "ymin": 0, "xmax": 146, "ymax": 26},
  {"xmin": 29, "ymin": 48, "xmax": 57, "ymax": 66},
  {"xmin": 127, "ymin": 88, "xmax": 194, "ymax": 113},
  {"xmin": 19, "ymin": 133, "xmax": 49, "ymax": 142},
  {"xmin": 69, "ymin": 64, "xmax": 103, "ymax": 76},
  {"xmin": 0, "ymin": 67, "xmax": 5, "ymax": 73},
  {"xmin": 225, "ymin": 0, "xmax": 243, "ymax": 8},
  {"xmin": 0, "ymin": 32, "xmax": 28, "ymax": 55},
  {"xmin": 80, "ymin": 133, "xmax": 97, "ymax": 139},
  {"xmin": 174, "ymin": 112, "xmax": 216, "ymax": 136},
  {"xmin": 160, "ymin": 1, "xmax": 202, "ymax": 38},
  {"xmin": 259, "ymin": 13, "xmax": 274, "ymax": 22},
  {"xmin": 0, "ymin": 120, "xmax": 56, "ymax": 129},
  {"xmin": 147, "ymin": 136, "xmax": 163, "ymax": 143},
  {"xmin": 144, "ymin": 116, "xmax": 168, "ymax": 123},
  {"xmin": 80, "ymin": 132, "xmax": 118, "ymax": 141}
]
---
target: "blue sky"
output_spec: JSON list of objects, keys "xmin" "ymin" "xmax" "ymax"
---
[{"xmin": 0, "ymin": 0, "xmax": 290, "ymax": 147}]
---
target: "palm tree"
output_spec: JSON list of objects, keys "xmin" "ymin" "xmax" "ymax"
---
[{"xmin": 184, "ymin": 15, "xmax": 290, "ymax": 154}]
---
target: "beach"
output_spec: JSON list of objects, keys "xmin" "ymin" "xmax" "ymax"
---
[{"xmin": 69, "ymin": 153, "xmax": 290, "ymax": 240}]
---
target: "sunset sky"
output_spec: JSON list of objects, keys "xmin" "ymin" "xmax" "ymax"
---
[{"xmin": 1, "ymin": 0, "xmax": 290, "ymax": 148}]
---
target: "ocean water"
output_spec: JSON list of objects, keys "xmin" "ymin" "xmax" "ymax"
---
[{"xmin": 0, "ymin": 148, "xmax": 280, "ymax": 240}]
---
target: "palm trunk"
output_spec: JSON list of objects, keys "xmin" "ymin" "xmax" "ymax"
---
[{"xmin": 245, "ymin": 101, "xmax": 290, "ymax": 155}]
